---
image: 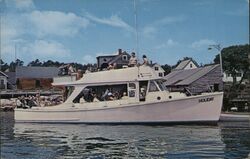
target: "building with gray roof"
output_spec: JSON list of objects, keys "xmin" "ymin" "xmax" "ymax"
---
[
  {"xmin": 16, "ymin": 66, "xmax": 59, "ymax": 90},
  {"xmin": 16, "ymin": 66, "xmax": 59, "ymax": 79},
  {"xmin": 164, "ymin": 64, "xmax": 222, "ymax": 94}
]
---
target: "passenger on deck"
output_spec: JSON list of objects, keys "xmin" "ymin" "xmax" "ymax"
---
[
  {"xmin": 93, "ymin": 93, "xmax": 99, "ymax": 102},
  {"xmin": 139, "ymin": 87, "xmax": 146, "ymax": 101},
  {"xmin": 121, "ymin": 92, "xmax": 128, "ymax": 100},
  {"xmin": 68, "ymin": 64, "xmax": 75, "ymax": 75},
  {"xmin": 107, "ymin": 92, "xmax": 114, "ymax": 100},
  {"xmin": 128, "ymin": 52, "xmax": 138, "ymax": 67},
  {"xmin": 16, "ymin": 97, "xmax": 23, "ymax": 108},
  {"xmin": 108, "ymin": 63, "xmax": 114, "ymax": 70},
  {"xmin": 142, "ymin": 55, "xmax": 149, "ymax": 65}
]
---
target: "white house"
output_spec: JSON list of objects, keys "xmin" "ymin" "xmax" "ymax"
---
[
  {"xmin": 0, "ymin": 71, "xmax": 8, "ymax": 90},
  {"xmin": 223, "ymin": 71, "xmax": 244, "ymax": 83},
  {"xmin": 151, "ymin": 63, "xmax": 165, "ymax": 77},
  {"xmin": 174, "ymin": 59, "xmax": 198, "ymax": 70}
]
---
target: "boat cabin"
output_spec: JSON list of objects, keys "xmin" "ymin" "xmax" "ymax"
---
[{"xmin": 53, "ymin": 66, "xmax": 175, "ymax": 107}]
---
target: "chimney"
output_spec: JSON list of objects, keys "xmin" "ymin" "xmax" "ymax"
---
[{"xmin": 118, "ymin": 48, "xmax": 122, "ymax": 55}]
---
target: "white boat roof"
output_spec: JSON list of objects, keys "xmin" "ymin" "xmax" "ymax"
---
[{"xmin": 53, "ymin": 66, "xmax": 161, "ymax": 86}]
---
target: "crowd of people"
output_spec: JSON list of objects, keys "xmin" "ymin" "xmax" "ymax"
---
[
  {"xmin": 16, "ymin": 94, "xmax": 63, "ymax": 109},
  {"xmin": 100, "ymin": 52, "xmax": 149, "ymax": 71}
]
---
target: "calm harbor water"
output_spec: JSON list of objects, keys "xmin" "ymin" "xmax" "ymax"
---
[{"xmin": 1, "ymin": 112, "xmax": 250, "ymax": 159}]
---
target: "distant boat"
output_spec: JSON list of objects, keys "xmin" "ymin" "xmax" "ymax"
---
[{"xmin": 14, "ymin": 66, "xmax": 223, "ymax": 124}]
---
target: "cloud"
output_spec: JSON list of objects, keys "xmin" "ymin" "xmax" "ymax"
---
[
  {"xmin": 1, "ymin": 10, "xmax": 89, "ymax": 61},
  {"xmin": 191, "ymin": 39, "xmax": 216, "ymax": 50},
  {"xmin": 82, "ymin": 55, "xmax": 96, "ymax": 64},
  {"xmin": 155, "ymin": 39, "xmax": 179, "ymax": 49},
  {"xmin": 28, "ymin": 11, "xmax": 89, "ymax": 37},
  {"xmin": 142, "ymin": 15, "xmax": 186, "ymax": 38},
  {"xmin": 22, "ymin": 40, "xmax": 71, "ymax": 58},
  {"xmin": 85, "ymin": 13, "xmax": 134, "ymax": 32}
]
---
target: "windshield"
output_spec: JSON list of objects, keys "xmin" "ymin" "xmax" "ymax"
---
[{"xmin": 156, "ymin": 80, "xmax": 166, "ymax": 91}]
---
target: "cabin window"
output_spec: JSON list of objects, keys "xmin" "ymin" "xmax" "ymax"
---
[
  {"xmin": 129, "ymin": 83, "xmax": 136, "ymax": 89},
  {"xmin": 129, "ymin": 90, "xmax": 135, "ymax": 97},
  {"xmin": 149, "ymin": 81, "xmax": 159, "ymax": 92},
  {"xmin": 155, "ymin": 67, "xmax": 159, "ymax": 71},
  {"xmin": 128, "ymin": 83, "xmax": 136, "ymax": 98},
  {"xmin": 64, "ymin": 86, "xmax": 74, "ymax": 102},
  {"xmin": 73, "ymin": 84, "xmax": 127, "ymax": 103},
  {"xmin": 159, "ymin": 73, "xmax": 163, "ymax": 77},
  {"xmin": 156, "ymin": 80, "xmax": 165, "ymax": 91},
  {"xmin": 190, "ymin": 64, "xmax": 193, "ymax": 68}
]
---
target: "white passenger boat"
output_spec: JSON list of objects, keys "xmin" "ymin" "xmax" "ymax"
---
[{"xmin": 14, "ymin": 66, "xmax": 223, "ymax": 124}]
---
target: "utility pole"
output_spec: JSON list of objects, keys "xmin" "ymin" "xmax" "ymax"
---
[{"xmin": 208, "ymin": 44, "xmax": 223, "ymax": 77}]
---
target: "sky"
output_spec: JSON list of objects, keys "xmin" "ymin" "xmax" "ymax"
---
[{"xmin": 0, "ymin": 0, "xmax": 249, "ymax": 66}]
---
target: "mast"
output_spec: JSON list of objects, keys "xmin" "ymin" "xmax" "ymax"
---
[
  {"xmin": 134, "ymin": 0, "xmax": 139, "ymax": 57},
  {"xmin": 134, "ymin": 0, "xmax": 140, "ymax": 77}
]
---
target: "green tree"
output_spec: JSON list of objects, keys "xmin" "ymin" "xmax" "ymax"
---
[
  {"xmin": 9, "ymin": 59, "xmax": 24, "ymax": 72},
  {"xmin": 28, "ymin": 59, "xmax": 42, "ymax": 66},
  {"xmin": 0, "ymin": 59, "xmax": 9, "ymax": 72},
  {"xmin": 161, "ymin": 64, "xmax": 171, "ymax": 75},
  {"xmin": 42, "ymin": 60, "xmax": 63, "ymax": 67},
  {"xmin": 214, "ymin": 44, "xmax": 249, "ymax": 86}
]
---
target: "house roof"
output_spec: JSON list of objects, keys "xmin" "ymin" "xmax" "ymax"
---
[
  {"xmin": 5, "ymin": 72, "xmax": 16, "ymax": 85},
  {"xmin": 0, "ymin": 71, "xmax": 8, "ymax": 77},
  {"xmin": 16, "ymin": 66, "xmax": 60, "ymax": 79},
  {"xmin": 174, "ymin": 59, "xmax": 198, "ymax": 70},
  {"xmin": 108, "ymin": 52, "xmax": 131, "ymax": 64},
  {"xmin": 164, "ymin": 64, "xmax": 220, "ymax": 86},
  {"xmin": 96, "ymin": 55, "xmax": 116, "ymax": 59}
]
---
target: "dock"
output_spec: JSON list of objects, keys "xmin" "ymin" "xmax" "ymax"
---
[
  {"xmin": 220, "ymin": 112, "xmax": 250, "ymax": 122},
  {"xmin": 0, "ymin": 90, "xmax": 62, "ymax": 99}
]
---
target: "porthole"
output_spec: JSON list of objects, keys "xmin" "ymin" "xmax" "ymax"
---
[
  {"xmin": 157, "ymin": 97, "xmax": 161, "ymax": 100},
  {"xmin": 169, "ymin": 96, "xmax": 172, "ymax": 99}
]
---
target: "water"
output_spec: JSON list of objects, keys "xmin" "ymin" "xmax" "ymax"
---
[{"xmin": 1, "ymin": 112, "xmax": 250, "ymax": 159}]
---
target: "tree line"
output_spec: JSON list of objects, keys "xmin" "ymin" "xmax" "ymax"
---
[{"xmin": 0, "ymin": 59, "xmax": 96, "ymax": 73}]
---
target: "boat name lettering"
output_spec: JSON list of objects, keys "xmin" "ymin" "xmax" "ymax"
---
[{"xmin": 199, "ymin": 97, "xmax": 214, "ymax": 103}]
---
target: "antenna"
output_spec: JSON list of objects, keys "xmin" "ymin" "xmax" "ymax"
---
[
  {"xmin": 15, "ymin": 43, "xmax": 17, "ymax": 62},
  {"xmin": 134, "ymin": 0, "xmax": 140, "ymax": 77},
  {"xmin": 134, "ymin": 0, "xmax": 139, "ymax": 57}
]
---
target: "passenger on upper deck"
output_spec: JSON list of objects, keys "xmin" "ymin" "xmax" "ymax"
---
[
  {"xmin": 128, "ymin": 52, "xmax": 138, "ymax": 67},
  {"xmin": 142, "ymin": 55, "xmax": 149, "ymax": 66},
  {"xmin": 68, "ymin": 64, "xmax": 75, "ymax": 75},
  {"xmin": 108, "ymin": 63, "xmax": 117, "ymax": 70}
]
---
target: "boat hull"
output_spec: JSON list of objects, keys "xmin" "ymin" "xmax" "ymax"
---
[{"xmin": 15, "ymin": 92, "xmax": 223, "ymax": 124}]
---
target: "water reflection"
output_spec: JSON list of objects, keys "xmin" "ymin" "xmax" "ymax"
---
[{"xmin": 1, "ymin": 112, "xmax": 250, "ymax": 159}]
